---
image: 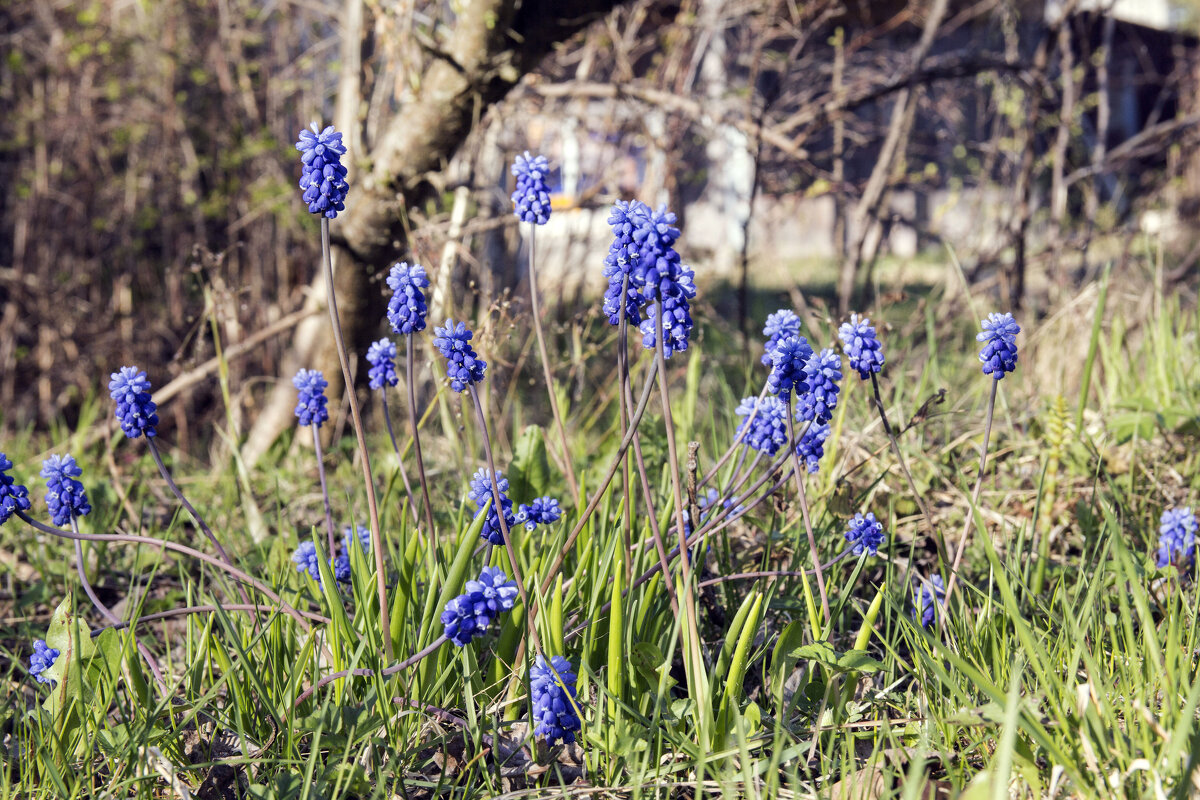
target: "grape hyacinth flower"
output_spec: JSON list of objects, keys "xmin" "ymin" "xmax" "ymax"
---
[
  {"xmin": 734, "ymin": 396, "xmax": 790, "ymax": 456},
  {"xmin": 30, "ymin": 640, "xmax": 59, "ymax": 685},
  {"xmin": 530, "ymin": 655, "xmax": 581, "ymax": 745},
  {"xmin": 343, "ymin": 523, "xmax": 371, "ymax": 552},
  {"xmin": 511, "ymin": 152, "xmax": 552, "ymax": 225},
  {"xmin": 386, "ymin": 262, "xmax": 430, "ymax": 335},
  {"xmin": 795, "ymin": 422, "xmax": 831, "ymax": 474},
  {"xmin": 838, "ymin": 313, "xmax": 886, "ymax": 379},
  {"xmin": 293, "ymin": 369, "xmax": 330, "ymax": 428},
  {"xmin": 797, "ymin": 349, "xmax": 842, "ymax": 425},
  {"xmin": 762, "ymin": 310, "xmax": 802, "ymax": 367},
  {"xmin": 844, "ymin": 511, "xmax": 885, "ymax": 556},
  {"xmin": 0, "ymin": 453, "xmax": 31, "ymax": 526},
  {"xmin": 698, "ymin": 488, "xmax": 745, "ymax": 520},
  {"xmin": 295, "ymin": 123, "xmax": 349, "ymax": 219},
  {"xmin": 467, "ymin": 468, "xmax": 517, "ymax": 545},
  {"xmin": 1155, "ymin": 507, "xmax": 1198, "ymax": 570},
  {"xmin": 601, "ymin": 200, "xmax": 650, "ymax": 326},
  {"xmin": 108, "ymin": 366, "xmax": 159, "ymax": 439},
  {"xmin": 333, "ymin": 553, "xmax": 352, "ymax": 584},
  {"xmin": 433, "ymin": 320, "xmax": 487, "ymax": 392},
  {"xmin": 766, "ymin": 336, "xmax": 813, "ymax": 399},
  {"xmin": 41, "ymin": 455, "xmax": 91, "ymax": 527},
  {"xmin": 517, "ymin": 496, "xmax": 562, "ymax": 531},
  {"xmin": 914, "ymin": 575, "xmax": 946, "ymax": 628},
  {"xmin": 366, "ymin": 339, "xmax": 399, "ymax": 390},
  {"xmin": 637, "ymin": 205, "xmax": 697, "ymax": 358},
  {"xmin": 441, "ymin": 566, "xmax": 520, "ymax": 646},
  {"xmin": 977, "ymin": 312, "xmax": 1020, "ymax": 379},
  {"xmin": 292, "ymin": 541, "xmax": 322, "ymax": 584}
]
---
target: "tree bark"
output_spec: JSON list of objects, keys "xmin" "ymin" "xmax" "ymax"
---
[{"xmin": 243, "ymin": 0, "xmax": 624, "ymax": 464}]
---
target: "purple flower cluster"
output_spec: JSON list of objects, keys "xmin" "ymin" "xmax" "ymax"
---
[
  {"xmin": 766, "ymin": 336, "xmax": 812, "ymax": 399},
  {"xmin": 517, "ymin": 496, "xmax": 562, "ymax": 531},
  {"xmin": 511, "ymin": 152, "xmax": 553, "ymax": 225},
  {"xmin": 914, "ymin": 575, "xmax": 945, "ymax": 628},
  {"xmin": 41, "ymin": 455, "xmax": 91, "ymax": 527},
  {"xmin": 109, "ymin": 366, "xmax": 159, "ymax": 439},
  {"xmin": 30, "ymin": 639, "xmax": 59, "ymax": 685},
  {"xmin": 838, "ymin": 314, "xmax": 885, "ymax": 379},
  {"xmin": 797, "ymin": 349, "xmax": 842, "ymax": 425},
  {"xmin": 386, "ymin": 262, "xmax": 430, "ymax": 335},
  {"xmin": 433, "ymin": 320, "xmax": 487, "ymax": 392},
  {"xmin": 467, "ymin": 468, "xmax": 517, "ymax": 545},
  {"xmin": 292, "ymin": 369, "xmax": 330, "ymax": 428},
  {"xmin": 441, "ymin": 566, "xmax": 520, "ymax": 646},
  {"xmin": 795, "ymin": 421, "xmax": 831, "ymax": 473},
  {"xmin": 734, "ymin": 396, "xmax": 789, "ymax": 456},
  {"xmin": 977, "ymin": 312, "xmax": 1020, "ymax": 380},
  {"xmin": 762, "ymin": 310, "xmax": 802, "ymax": 367},
  {"xmin": 1156, "ymin": 507, "xmax": 1197, "ymax": 570},
  {"xmin": 530, "ymin": 655, "xmax": 581, "ymax": 745},
  {"xmin": 366, "ymin": 339, "xmax": 399, "ymax": 390},
  {"xmin": 600, "ymin": 200, "xmax": 697, "ymax": 357},
  {"xmin": 0, "ymin": 453, "xmax": 31, "ymax": 526},
  {"xmin": 295, "ymin": 124, "xmax": 349, "ymax": 219},
  {"xmin": 292, "ymin": 541, "xmax": 322, "ymax": 584},
  {"xmin": 844, "ymin": 511, "xmax": 885, "ymax": 556}
]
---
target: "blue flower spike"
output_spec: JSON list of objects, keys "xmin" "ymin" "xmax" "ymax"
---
[
  {"xmin": 838, "ymin": 313, "xmax": 886, "ymax": 379},
  {"xmin": 467, "ymin": 468, "xmax": 516, "ymax": 545},
  {"xmin": 295, "ymin": 123, "xmax": 349, "ymax": 219},
  {"xmin": 108, "ymin": 366, "xmax": 159, "ymax": 439},
  {"xmin": 386, "ymin": 262, "xmax": 430, "ymax": 335},
  {"xmin": 292, "ymin": 541, "xmax": 322, "ymax": 584},
  {"xmin": 30, "ymin": 639, "xmax": 60, "ymax": 685},
  {"xmin": 531, "ymin": 655, "xmax": 582, "ymax": 745},
  {"xmin": 601, "ymin": 200, "xmax": 649, "ymax": 326},
  {"xmin": 41, "ymin": 455, "xmax": 91, "ymax": 527},
  {"xmin": 734, "ymin": 396, "xmax": 790, "ymax": 456},
  {"xmin": 766, "ymin": 336, "xmax": 813, "ymax": 399},
  {"xmin": 441, "ymin": 566, "xmax": 520, "ymax": 646},
  {"xmin": 636, "ymin": 204, "xmax": 696, "ymax": 358},
  {"xmin": 433, "ymin": 320, "xmax": 487, "ymax": 392},
  {"xmin": 511, "ymin": 152, "xmax": 552, "ymax": 225},
  {"xmin": 292, "ymin": 369, "xmax": 330, "ymax": 428},
  {"xmin": 517, "ymin": 496, "xmax": 562, "ymax": 531},
  {"xmin": 0, "ymin": 453, "xmax": 31, "ymax": 526},
  {"xmin": 795, "ymin": 421, "xmax": 831, "ymax": 474},
  {"xmin": 914, "ymin": 575, "xmax": 946, "ymax": 628},
  {"xmin": 977, "ymin": 312, "xmax": 1020, "ymax": 379},
  {"xmin": 797, "ymin": 349, "xmax": 842, "ymax": 425},
  {"xmin": 844, "ymin": 511, "xmax": 886, "ymax": 557},
  {"xmin": 366, "ymin": 339, "xmax": 399, "ymax": 390},
  {"xmin": 762, "ymin": 310, "xmax": 802, "ymax": 367},
  {"xmin": 1156, "ymin": 507, "xmax": 1197, "ymax": 570}
]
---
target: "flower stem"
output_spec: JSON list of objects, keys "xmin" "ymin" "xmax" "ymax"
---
[
  {"xmin": 146, "ymin": 439, "xmax": 250, "ymax": 606},
  {"xmin": 321, "ymin": 219, "xmax": 391, "ymax": 661},
  {"xmin": 869, "ymin": 373, "xmax": 946, "ymax": 560},
  {"xmin": 941, "ymin": 377, "xmax": 999, "ymax": 620},
  {"xmin": 786, "ymin": 405, "xmax": 831, "ymax": 619},
  {"xmin": 292, "ymin": 634, "xmax": 448, "ymax": 708},
  {"xmin": 406, "ymin": 335, "xmax": 437, "ymax": 538},
  {"xmin": 311, "ymin": 422, "xmax": 338, "ymax": 557},
  {"xmin": 70, "ymin": 517, "xmax": 166, "ymax": 688},
  {"xmin": 527, "ymin": 226, "xmax": 580, "ymax": 504},
  {"xmin": 467, "ymin": 384, "xmax": 542, "ymax": 657},
  {"xmin": 379, "ymin": 391, "xmax": 423, "ymax": 531}
]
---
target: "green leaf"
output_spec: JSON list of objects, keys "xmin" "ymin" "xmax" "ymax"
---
[
  {"xmin": 790, "ymin": 642, "xmax": 884, "ymax": 674},
  {"xmin": 509, "ymin": 425, "xmax": 550, "ymax": 503}
]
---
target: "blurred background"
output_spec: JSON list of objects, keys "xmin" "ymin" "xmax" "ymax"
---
[{"xmin": 2, "ymin": 0, "xmax": 1198, "ymax": 456}]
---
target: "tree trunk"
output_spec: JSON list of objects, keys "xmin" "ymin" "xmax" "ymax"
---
[{"xmin": 243, "ymin": 0, "xmax": 624, "ymax": 464}]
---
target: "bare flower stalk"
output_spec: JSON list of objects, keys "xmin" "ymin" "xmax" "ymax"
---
[
  {"xmin": 941, "ymin": 378, "xmax": 999, "ymax": 620},
  {"xmin": 467, "ymin": 384, "xmax": 542, "ymax": 657},
  {"xmin": 321, "ymin": 219, "xmax": 391, "ymax": 661},
  {"xmin": 786, "ymin": 407, "xmax": 831, "ymax": 619},
  {"xmin": 527, "ymin": 227, "xmax": 580, "ymax": 503},
  {"xmin": 405, "ymin": 336, "xmax": 437, "ymax": 537},
  {"xmin": 379, "ymin": 391, "xmax": 423, "ymax": 531},
  {"xmin": 310, "ymin": 422, "xmax": 338, "ymax": 557}
]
